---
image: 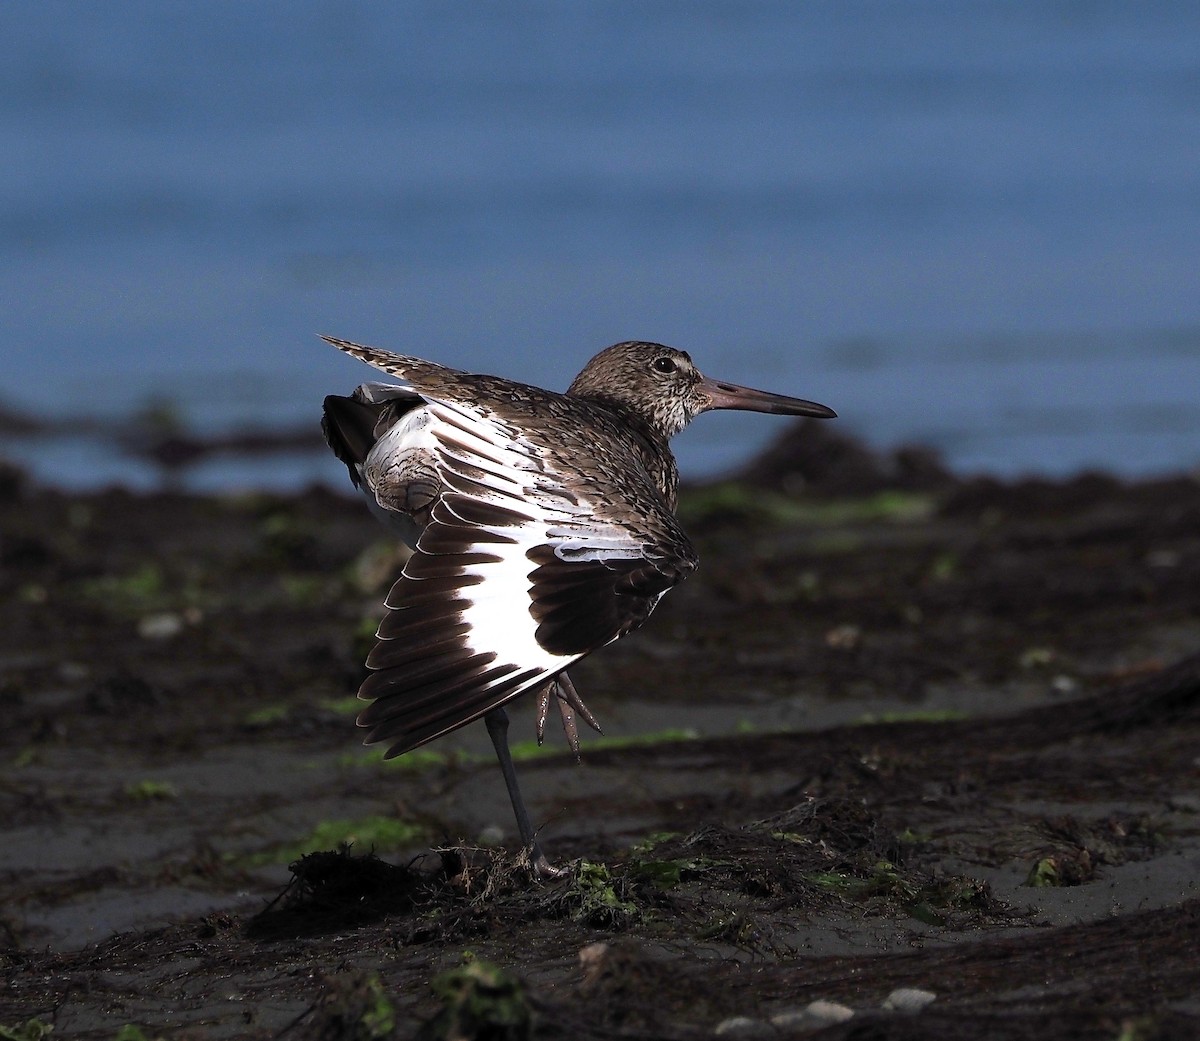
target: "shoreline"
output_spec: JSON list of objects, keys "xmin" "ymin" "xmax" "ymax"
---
[{"xmin": 4, "ymin": 396, "xmax": 1197, "ymax": 495}]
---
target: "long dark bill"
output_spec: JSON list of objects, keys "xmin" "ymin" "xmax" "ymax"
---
[{"xmin": 699, "ymin": 376, "xmax": 837, "ymax": 419}]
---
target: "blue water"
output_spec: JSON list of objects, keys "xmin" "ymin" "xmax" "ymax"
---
[{"xmin": 4, "ymin": 2, "xmax": 1199, "ymax": 489}]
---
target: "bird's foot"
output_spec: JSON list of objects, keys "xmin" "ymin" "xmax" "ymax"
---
[
  {"xmin": 534, "ymin": 672, "xmax": 603, "ymax": 761},
  {"xmin": 527, "ymin": 842, "xmax": 572, "ymax": 881}
]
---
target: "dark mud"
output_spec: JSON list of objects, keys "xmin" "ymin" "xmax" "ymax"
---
[{"xmin": 1, "ymin": 426, "xmax": 1199, "ymax": 1039}]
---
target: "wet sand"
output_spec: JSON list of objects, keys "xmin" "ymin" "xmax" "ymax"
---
[{"xmin": 1, "ymin": 425, "xmax": 1198, "ymax": 1039}]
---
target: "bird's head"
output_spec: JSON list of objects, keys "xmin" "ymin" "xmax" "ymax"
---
[{"xmin": 567, "ymin": 341, "xmax": 836, "ymax": 440}]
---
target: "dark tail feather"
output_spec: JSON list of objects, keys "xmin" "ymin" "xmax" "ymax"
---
[{"xmin": 321, "ymin": 393, "xmax": 387, "ymax": 485}]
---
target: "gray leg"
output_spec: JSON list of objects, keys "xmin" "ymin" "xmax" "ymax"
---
[{"xmin": 483, "ymin": 707, "xmax": 566, "ymax": 879}]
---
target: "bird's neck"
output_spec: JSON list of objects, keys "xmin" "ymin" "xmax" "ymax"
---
[
  {"xmin": 573, "ymin": 395, "xmax": 681, "ymax": 509},
  {"xmin": 569, "ymin": 389, "xmax": 682, "ymax": 442}
]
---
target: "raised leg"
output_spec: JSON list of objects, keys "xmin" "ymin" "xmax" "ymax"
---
[
  {"xmin": 534, "ymin": 671, "xmax": 604, "ymax": 760},
  {"xmin": 554, "ymin": 672, "xmax": 602, "ymax": 735},
  {"xmin": 484, "ymin": 707, "xmax": 567, "ymax": 879}
]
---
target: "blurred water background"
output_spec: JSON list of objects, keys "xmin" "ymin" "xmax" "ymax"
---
[{"xmin": 4, "ymin": 1, "xmax": 1199, "ymax": 491}]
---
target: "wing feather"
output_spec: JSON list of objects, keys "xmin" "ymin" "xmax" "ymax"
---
[{"xmin": 355, "ymin": 395, "xmax": 697, "ymax": 758}]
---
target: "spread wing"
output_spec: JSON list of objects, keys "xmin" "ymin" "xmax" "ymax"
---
[{"xmin": 356, "ymin": 396, "xmax": 697, "ymax": 758}]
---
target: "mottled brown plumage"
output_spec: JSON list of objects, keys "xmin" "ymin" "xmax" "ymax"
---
[{"xmin": 322, "ymin": 335, "xmax": 835, "ymax": 876}]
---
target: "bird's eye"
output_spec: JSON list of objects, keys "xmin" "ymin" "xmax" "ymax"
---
[{"xmin": 652, "ymin": 357, "xmax": 677, "ymax": 374}]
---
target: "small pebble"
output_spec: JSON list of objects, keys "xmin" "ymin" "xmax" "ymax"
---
[
  {"xmin": 824, "ymin": 623, "xmax": 862, "ymax": 650},
  {"xmin": 771, "ymin": 999, "xmax": 855, "ymax": 1028},
  {"xmin": 578, "ymin": 941, "xmax": 608, "ymax": 984},
  {"xmin": 806, "ymin": 999, "xmax": 856, "ymax": 1024},
  {"xmin": 713, "ymin": 1015, "xmax": 769, "ymax": 1037},
  {"xmin": 1051, "ymin": 674, "xmax": 1079, "ymax": 694},
  {"xmin": 882, "ymin": 987, "xmax": 937, "ymax": 1012},
  {"xmin": 138, "ymin": 612, "xmax": 183, "ymax": 640},
  {"xmin": 1147, "ymin": 549, "xmax": 1181, "ymax": 568}
]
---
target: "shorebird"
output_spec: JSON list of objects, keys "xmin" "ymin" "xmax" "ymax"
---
[{"xmin": 321, "ymin": 337, "xmax": 836, "ymax": 876}]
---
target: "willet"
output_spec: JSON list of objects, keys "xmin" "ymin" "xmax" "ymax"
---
[{"xmin": 322, "ymin": 338, "xmax": 836, "ymax": 876}]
